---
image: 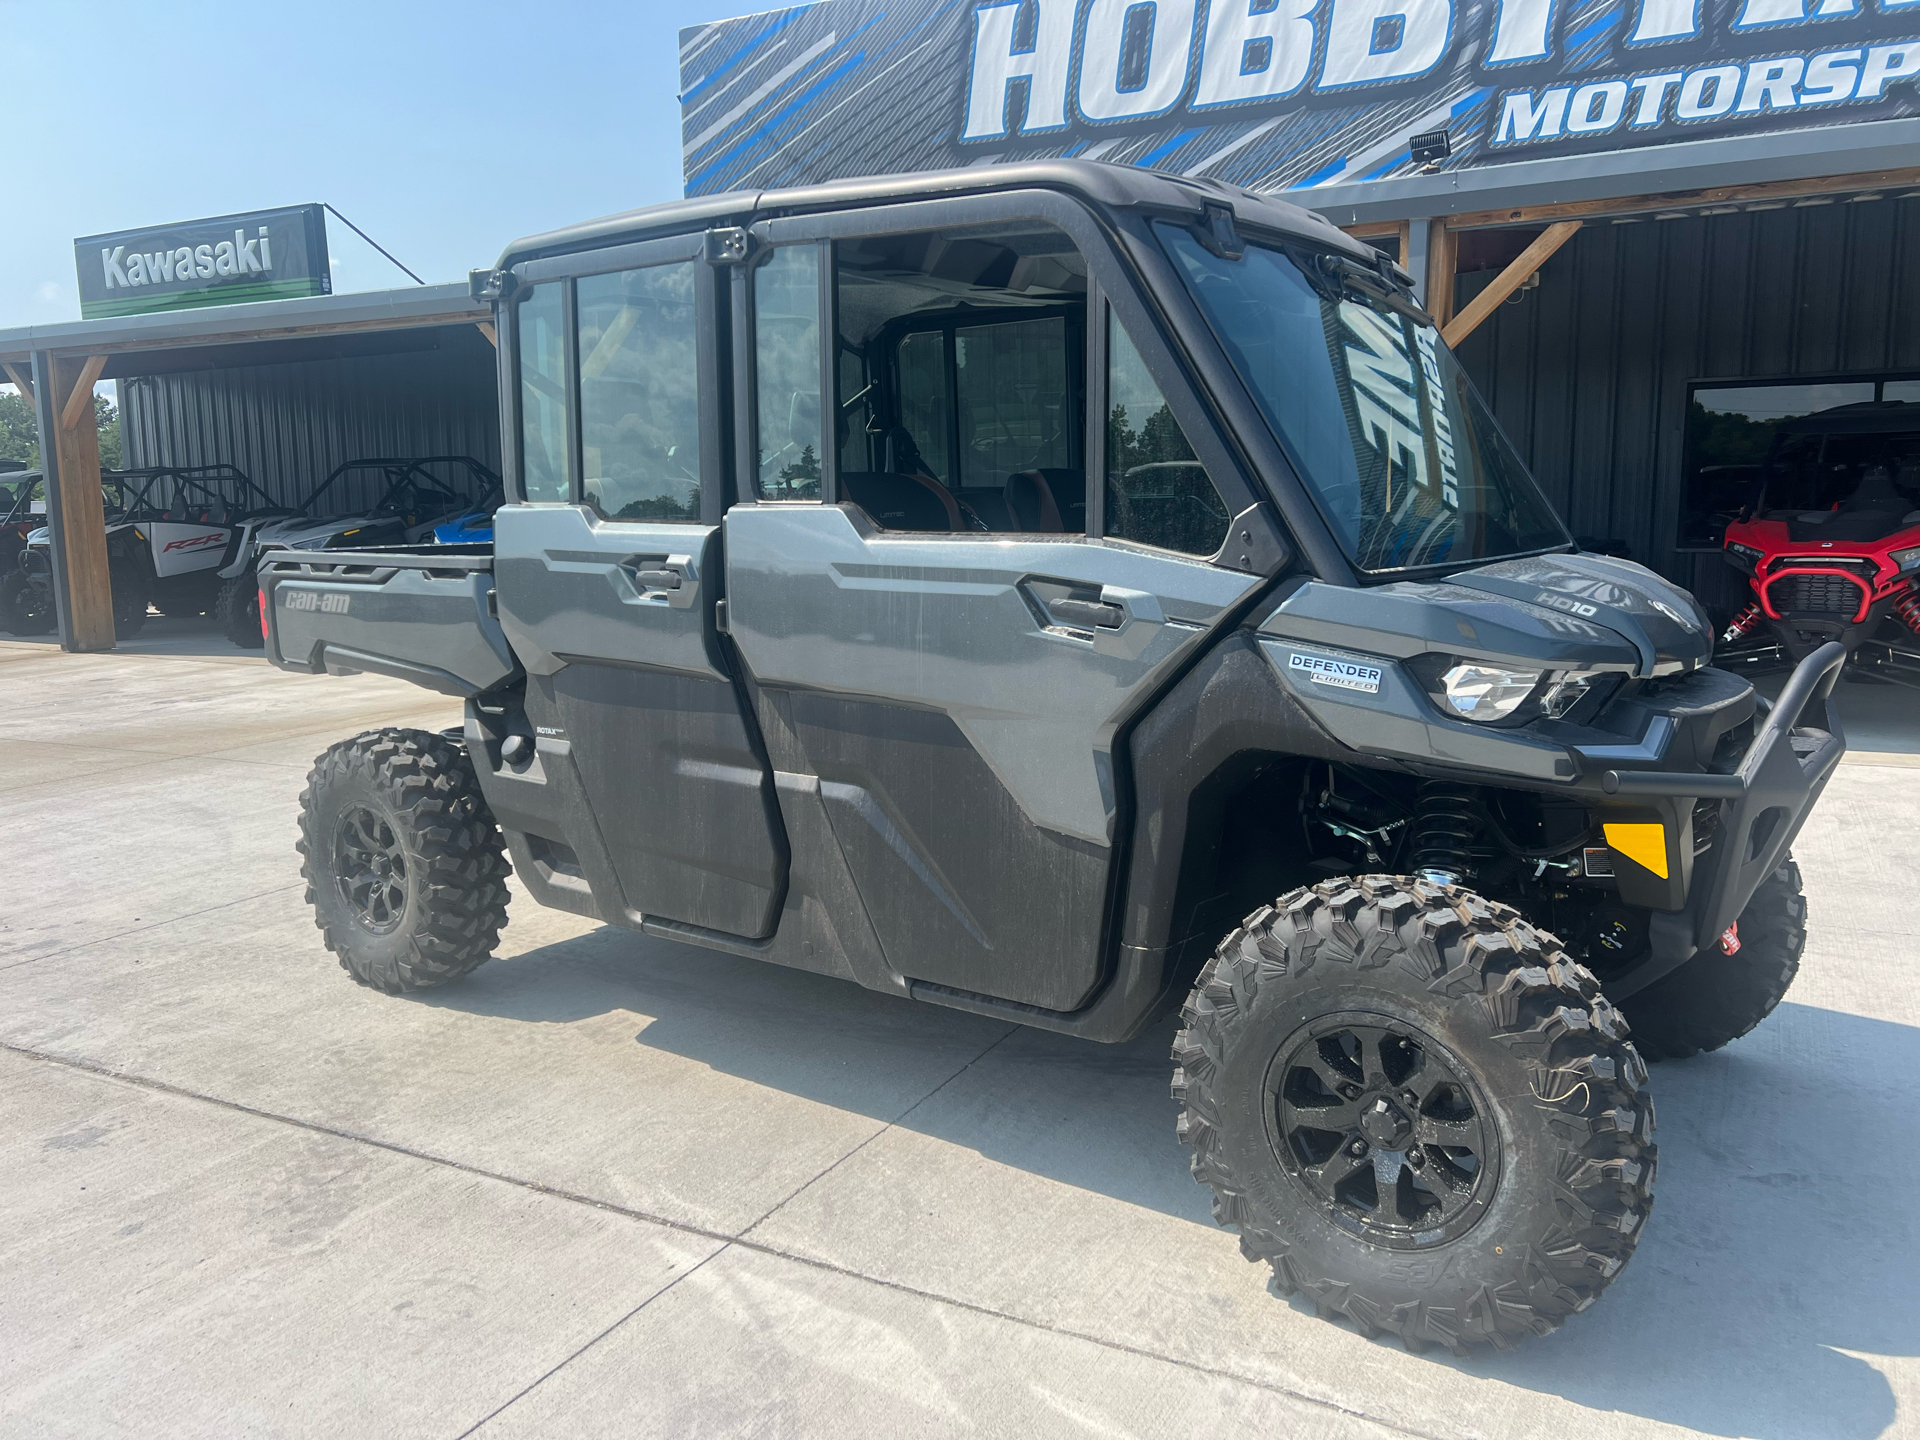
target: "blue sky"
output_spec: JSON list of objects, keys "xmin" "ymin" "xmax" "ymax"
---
[{"xmin": 0, "ymin": 1, "xmax": 758, "ymax": 327}]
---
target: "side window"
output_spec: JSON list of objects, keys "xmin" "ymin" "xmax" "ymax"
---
[
  {"xmin": 754, "ymin": 246, "xmax": 823, "ymax": 500},
  {"xmin": 833, "ymin": 225, "xmax": 1087, "ymax": 534},
  {"xmin": 577, "ymin": 262, "xmax": 701, "ymax": 521},
  {"xmin": 1105, "ymin": 311, "xmax": 1230, "ymax": 558},
  {"xmin": 516, "ymin": 282, "xmax": 571, "ymax": 504},
  {"xmin": 896, "ymin": 331, "xmax": 950, "ymax": 483}
]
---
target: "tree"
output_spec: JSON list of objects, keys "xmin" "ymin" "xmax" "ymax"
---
[
  {"xmin": 0, "ymin": 391, "xmax": 35, "ymax": 469},
  {"xmin": 94, "ymin": 395, "xmax": 121, "ymax": 470},
  {"xmin": 0, "ymin": 388, "xmax": 122, "ymax": 470}
]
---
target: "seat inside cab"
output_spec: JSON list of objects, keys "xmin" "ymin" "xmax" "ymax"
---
[{"xmin": 833, "ymin": 227, "xmax": 1087, "ymax": 534}]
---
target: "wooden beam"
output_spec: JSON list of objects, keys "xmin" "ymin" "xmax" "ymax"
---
[
  {"xmin": 1441, "ymin": 221, "xmax": 1583, "ymax": 348},
  {"xmin": 47, "ymin": 353, "xmax": 116, "ymax": 651},
  {"xmin": 1443, "ymin": 166, "xmax": 1920, "ymax": 231},
  {"xmin": 59, "ymin": 354, "xmax": 107, "ymax": 433},
  {"xmin": 476, "ymin": 320, "xmax": 497, "ymax": 347},
  {"xmin": 1341, "ymin": 219, "xmax": 1414, "ymax": 269},
  {"xmin": 3, "ymin": 362, "xmax": 33, "ymax": 406},
  {"xmin": 1424, "ymin": 219, "xmax": 1459, "ymax": 330}
]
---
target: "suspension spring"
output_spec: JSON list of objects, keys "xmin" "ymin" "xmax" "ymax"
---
[
  {"xmin": 1894, "ymin": 582, "xmax": 1920, "ymax": 636},
  {"xmin": 1408, "ymin": 780, "xmax": 1481, "ymax": 886},
  {"xmin": 1721, "ymin": 602, "xmax": 1763, "ymax": 643}
]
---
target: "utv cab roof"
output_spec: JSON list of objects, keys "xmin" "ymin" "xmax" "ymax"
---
[{"xmin": 489, "ymin": 159, "xmax": 1373, "ymax": 273}]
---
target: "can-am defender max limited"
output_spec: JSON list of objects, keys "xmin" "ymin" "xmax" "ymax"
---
[
  {"xmin": 258, "ymin": 164, "xmax": 1845, "ymax": 1354},
  {"xmin": 1719, "ymin": 401, "xmax": 1920, "ymax": 688},
  {"xmin": 215, "ymin": 455, "xmax": 500, "ymax": 647}
]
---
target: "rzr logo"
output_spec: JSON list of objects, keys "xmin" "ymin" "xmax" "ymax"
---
[
  {"xmin": 161, "ymin": 531, "xmax": 226, "ymax": 553},
  {"xmin": 1534, "ymin": 591, "xmax": 1599, "ymax": 618}
]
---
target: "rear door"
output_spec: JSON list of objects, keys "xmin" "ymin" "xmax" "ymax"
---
[
  {"xmin": 492, "ymin": 233, "xmax": 787, "ymax": 940},
  {"xmin": 723, "ymin": 196, "xmax": 1281, "ymax": 1013}
]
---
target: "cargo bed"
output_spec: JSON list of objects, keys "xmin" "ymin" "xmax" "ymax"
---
[{"xmin": 259, "ymin": 544, "xmax": 520, "ymax": 697}]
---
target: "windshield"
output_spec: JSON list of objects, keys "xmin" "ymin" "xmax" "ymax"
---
[
  {"xmin": 1160, "ymin": 226, "xmax": 1569, "ymax": 573},
  {"xmin": 1760, "ymin": 419, "xmax": 1920, "ymax": 514}
]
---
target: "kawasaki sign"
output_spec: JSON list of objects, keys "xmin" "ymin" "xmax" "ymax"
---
[
  {"xmin": 75, "ymin": 205, "xmax": 331, "ymax": 320},
  {"xmin": 678, "ymin": 0, "xmax": 1919, "ymax": 195}
]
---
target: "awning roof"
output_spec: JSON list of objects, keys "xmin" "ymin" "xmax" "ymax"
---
[{"xmin": 0, "ymin": 282, "xmax": 489, "ymax": 377}]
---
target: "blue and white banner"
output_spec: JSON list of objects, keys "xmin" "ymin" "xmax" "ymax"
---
[{"xmin": 679, "ymin": 0, "xmax": 1918, "ymax": 196}]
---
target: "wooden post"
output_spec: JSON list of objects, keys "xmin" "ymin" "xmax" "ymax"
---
[
  {"xmin": 1440, "ymin": 220, "xmax": 1584, "ymax": 348},
  {"xmin": 33, "ymin": 351, "xmax": 116, "ymax": 652},
  {"xmin": 1424, "ymin": 220, "xmax": 1459, "ymax": 330}
]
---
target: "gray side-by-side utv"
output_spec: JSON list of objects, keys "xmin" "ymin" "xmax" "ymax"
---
[{"xmin": 257, "ymin": 162, "xmax": 1845, "ymax": 1354}]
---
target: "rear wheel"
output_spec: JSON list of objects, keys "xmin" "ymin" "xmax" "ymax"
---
[
  {"xmin": 0, "ymin": 570, "xmax": 53, "ymax": 635},
  {"xmin": 297, "ymin": 728, "xmax": 511, "ymax": 992},
  {"xmin": 1174, "ymin": 876, "xmax": 1655, "ymax": 1353},
  {"xmin": 216, "ymin": 575, "xmax": 263, "ymax": 648},
  {"xmin": 1613, "ymin": 859, "xmax": 1803, "ymax": 1061}
]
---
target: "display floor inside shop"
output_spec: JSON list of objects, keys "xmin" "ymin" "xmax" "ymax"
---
[{"xmin": 1, "ymin": 636, "xmax": 1914, "ymax": 1439}]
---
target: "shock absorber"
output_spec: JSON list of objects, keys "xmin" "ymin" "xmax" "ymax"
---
[
  {"xmin": 1721, "ymin": 602, "xmax": 1763, "ymax": 644},
  {"xmin": 1894, "ymin": 581, "xmax": 1920, "ymax": 636},
  {"xmin": 1408, "ymin": 780, "xmax": 1481, "ymax": 886}
]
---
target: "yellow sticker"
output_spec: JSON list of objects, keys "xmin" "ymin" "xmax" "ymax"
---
[{"xmin": 1604, "ymin": 822, "xmax": 1669, "ymax": 880}]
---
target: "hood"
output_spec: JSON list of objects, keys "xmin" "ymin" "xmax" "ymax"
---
[
  {"xmin": 253, "ymin": 512, "xmax": 391, "ymax": 548},
  {"xmin": 1443, "ymin": 553, "xmax": 1713, "ymax": 676},
  {"xmin": 1259, "ymin": 553, "xmax": 1713, "ymax": 679}
]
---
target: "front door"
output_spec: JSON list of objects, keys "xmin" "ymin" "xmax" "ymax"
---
[
  {"xmin": 494, "ymin": 240, "xmax": 786, "ymax": 940},
  {"xmin": 723, "ymin": 207, "xmax": 1274, "ymax": 1012}
]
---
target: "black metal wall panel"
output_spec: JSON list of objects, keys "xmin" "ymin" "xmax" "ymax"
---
[
  {"xmin": 121, "ymin": 324, "xmax": 501, "ymax": 508},
  {"xmin": 1454, "ymin": 196, "xmax": 1920, "ymax": 614}
]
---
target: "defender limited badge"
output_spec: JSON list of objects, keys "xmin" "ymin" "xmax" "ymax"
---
[{"xmin": 1289, "ymin": 652, "xmax": 1382, "ymax": 694}]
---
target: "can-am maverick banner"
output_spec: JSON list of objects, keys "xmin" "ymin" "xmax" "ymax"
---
[
  {"xmin": 679, "ymin": 0, "xmax": 1919, "ymax": 195},
  {"xmin": 75, "ymin": 205, "xmax": 330, "ymax": 320}
]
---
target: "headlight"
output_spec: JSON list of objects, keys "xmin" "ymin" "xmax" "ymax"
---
[
  {"xmin": 290, "ymin": 535, "xmax": 331, "ymax": 550},
  {"xmin": 1434, "ymin": 664, "xmax": 1542, "ymax": 722},
  {"xmin": 1423, "ymin": 661, "xmax": 1607, "ymax": 724},
  {"xmin": 1892, "ymin": 544, "xmax": 1920, "ymax": 571},
  {"xmin": 1726, "ymin": 542, "xmax": 1763, "ymax": 572}
]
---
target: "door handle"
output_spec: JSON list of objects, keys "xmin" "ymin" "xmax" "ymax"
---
[
  {"xmin": 1049, "ymin": 597, "xmax": 1124, "ymax": 629},
  {"xmin": 620, "ymin": 557, "xmax": 684, "ymax": 591}
]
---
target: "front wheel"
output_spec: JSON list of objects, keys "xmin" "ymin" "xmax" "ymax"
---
[
  {"xmin": 297, "ymin": 728, "xmax": 511, "ymax": 993},
  {"xmin": 109, "ymin": 560, "xmax": 148, "ymax": 638},
  {"xmin": 1612, "ymin": 858, "xmax": 1804, "ymax": 1061},
  {"xmin": 1174, "ymin": 876, "xmax": 1655, "ymax": 1353},
  {"xmin": 216, "ymin": 574, "xmax": 263, "ymax": 648}
]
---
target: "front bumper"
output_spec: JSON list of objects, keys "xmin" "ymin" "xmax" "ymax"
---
[{"xmin": 1595, "ymin": 641, "xmax": 1846, "ymax": 997}]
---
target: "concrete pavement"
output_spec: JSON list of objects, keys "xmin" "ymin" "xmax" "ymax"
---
[{"xmin": 2, "ymin": 620, "xmax": 1915, "ymax": 1438}]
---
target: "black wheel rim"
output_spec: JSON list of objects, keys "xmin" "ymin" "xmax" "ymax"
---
[
  {"xmin": 1265, "ymin": 1012, "xmax": 1500, "ymax": 1249},
  {"xmin": 333, "ymin": 804, "xmax": 409, "ymax": 934}
]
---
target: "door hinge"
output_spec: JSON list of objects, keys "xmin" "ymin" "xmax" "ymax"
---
[
  {"xmin": 704, "ymin": 227, "xmax": 750, "ymax": 266},
  {"xmin": 714, "ymin": 598, "xmax": 730, "ymax": 633}
]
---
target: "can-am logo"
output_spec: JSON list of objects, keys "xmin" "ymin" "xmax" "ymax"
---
[
  {"xmin": 282, "ymin": 590, "xmax": 349, "ymax": 614},
  {"xmin": 101, "ymin": 228, "xmax": 273, "ymax": 292}
]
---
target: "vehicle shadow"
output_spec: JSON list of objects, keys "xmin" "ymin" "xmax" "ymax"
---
[{"xmin": 419, "ymin": 930, "xmax": 1913, "ymax": 1440}]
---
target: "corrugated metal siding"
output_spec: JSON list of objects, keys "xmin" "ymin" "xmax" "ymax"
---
[
  {"xmin": 1453, "ymin": 195, "xmax": 1920, "ymax": 613},
  {"xmin": 121, "ymin": 326, "xmax": 500, "ymax": 508}
]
